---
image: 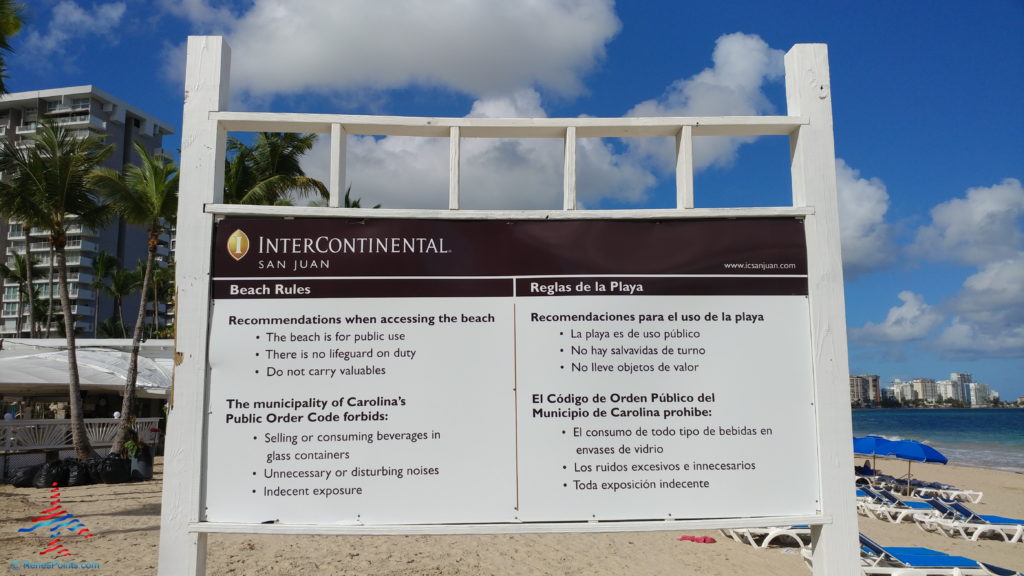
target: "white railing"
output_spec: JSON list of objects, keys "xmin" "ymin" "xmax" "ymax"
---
[
  {"xmin": 35, "ymin": 255, "xmax": 92, "ymax": 268},
  {"xmin": 209, "ymin": 112, "xmax": 807, "ymax": 214},
  {"xmin": 65, "ymin": 239, "xmax": 99, "ymax": 252},
  {"xmin": 0, "ymin": 417, "xmax": 161, "ymax": 452}
]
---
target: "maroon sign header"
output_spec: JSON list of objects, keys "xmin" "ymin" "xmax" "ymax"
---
[
  {"xmin": 212, "ymin": 217, "xmax": 807, "ymax": 298},
  {"xmin": 214, "ymin": 217, "xmax": 806, "ymax": 276}
]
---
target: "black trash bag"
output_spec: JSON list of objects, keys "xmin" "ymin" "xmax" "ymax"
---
[
  {"xmin": 64, "ymin": 458, "xmax": 93, "ymax": 487},
  {"xmin": 99, "ymin": 455, "xmax": 131, "ymax": 484},
  {"xmin": 10, "ymin": 464, "xmax": 43, "ymax": 488},
  {"xmin": 85, "ymin": 458, "xmax": 105, "ymax": 484},
  {"xmin": 33, "ymin": 460, "xmax": 69, "ymax": 488}
]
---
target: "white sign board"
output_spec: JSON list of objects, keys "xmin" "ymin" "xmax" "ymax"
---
[
  {"xmin": 162, "ymin": 38, "xmax": 858, "ymax": 576},
  {"xmin": 204, "ymin": 217, "xmax": 820, "ymax": 525}
]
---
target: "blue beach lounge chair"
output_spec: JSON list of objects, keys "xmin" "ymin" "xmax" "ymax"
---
[
  {"xmin": 912, "ymin": 498, "xmax": 961, "ymax": 533},
  {"xmin": 858, "ymin": 486, "xmax": 936, "ymax": 524},
  {"xmin": 939, "ymin": 501, "xmax": 1024, "ymax": 543},
  {"xmin": 858, "ymin": 533, "xmax": 1019, "ymax": 576},
  {"xmin": 910, "ymin": 480, "xmax": 983, "ymax": 504},
  {"xmin": 915, "ymin": 499, "xmax": 1023, "ymax": 542}
]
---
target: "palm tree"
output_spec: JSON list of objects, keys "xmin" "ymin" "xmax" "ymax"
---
[
  {"xmin": 43, "ymin": 243, "xmax": 55, "ymax": 337},
  {"xmin": 0, "ymin": 251, "xmax": 33, "ymax": 335},
  {"xmin": 89, "ymin": 250, "xmax": 119, "ymax": 337},
  {"xmin": 0, "ymin": 223, "xmax": 39, "ymax": 338},
  {"xmin": 224, "ymin": 132, "xmax": 327, "ymax": 205},
  {"xmin": 149, "ymin": 261, "xmax": 174, "ymax": 336},
  {"xmin": 0, "ymin": 1, "xmax": 24, "ymax": 94},
  {"xmin": 92, "ymin": 142, "xmax": 177, "ymax": 455},
  {"xmin": 0, "ymin": 120, "xmax": 112, "ymax": 460},
  {"xmin": 28, "ymin": 286, "xmax": 53, "ymax": 333},
  {"xmin": 342, "ymin": 186, "xmax": 380, "ymax": 209},
  {"xmin": 308, "ymin": 186, "xmax": 382, "ymax": 209},
  {"xmin": 96, "ymin": 316, "xmax": 130, "ymax": 338},
  {"xmin": 102, "ymin": 267, "xmax": 139, "ymax": 338}
]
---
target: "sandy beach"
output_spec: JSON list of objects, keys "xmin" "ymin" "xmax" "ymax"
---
[{"xmin": 2, "ymin": 459, "xmax": 1021, "ymax": 575}]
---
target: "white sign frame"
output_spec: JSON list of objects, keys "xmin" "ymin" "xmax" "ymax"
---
[{"xmin": 159, "ymin": 36, "xmax": 858, "ymax": 575}]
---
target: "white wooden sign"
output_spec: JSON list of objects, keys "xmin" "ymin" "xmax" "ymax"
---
[
  {"xmin": 203, "ymin": 217, "xmax": 819, "ymax": 525},
  {"xmin": 160, "ymin": 36, "xmax": 858, "ymax": 576}
]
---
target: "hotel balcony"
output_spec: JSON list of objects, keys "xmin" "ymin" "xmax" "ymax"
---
[
  {"xmin": 65, "ymin": 239, "xmax": 100, "ymax": 252},
  {"xmin": 32, "ymin": 285, "xmax": 95, "ymax": 301},
  {"xmin": 65, "ymin": 224, "xmax": 100, "ymax": 237},
  {"xmin": 15, "ymin": 114, "xmax": 105, "ymax": 134},
  {"xmin": 44, "ymin": 103, "xmax": 90, "ymax": 115},
  {"xmin": 66, "ymin": 271, "xmax": 95, "ymax": 284},
  {"xmin": 34, "ymin": 254, "xmax": 93, "ymax": 268},
  {"xmin": 56, "ymin": 114, "xmax": 106, "ymax": 131},
  {"xmin": 69, "ymin": 304, "xmax": 94, "ymax": 316}
]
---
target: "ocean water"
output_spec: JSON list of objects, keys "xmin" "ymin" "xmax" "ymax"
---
[{"xmin": 852, "ymin": 408, "xmax": 1024, "ymax": 474}]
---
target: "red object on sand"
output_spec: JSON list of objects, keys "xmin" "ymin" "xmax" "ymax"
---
[{"xmin": 677, "ymin": 535, "xmax": 716, "ymax": 543}]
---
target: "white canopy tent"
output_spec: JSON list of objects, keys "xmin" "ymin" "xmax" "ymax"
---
[{"xmin": 0, "ymin": 339, "xmax": 174, "ymax": 399}]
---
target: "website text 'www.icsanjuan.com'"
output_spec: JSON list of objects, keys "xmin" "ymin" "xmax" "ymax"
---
[{"xmin": 722, "ymin": 262, "xmax": 799, "ymax": 271}]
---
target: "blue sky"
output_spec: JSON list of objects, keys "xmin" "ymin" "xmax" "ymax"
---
[{"xmin": 8, "ymin": 1, "xmax": 1023, "ymax": 399}]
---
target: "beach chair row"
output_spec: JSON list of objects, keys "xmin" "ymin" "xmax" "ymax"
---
[
  {"xmin": 727, "ymin": 522, "xmax": 1021, "ymax": 575},
  {"xmin": 856, "ymin": 486, "xmax": 1023, "ymax": 543},
  {"xmin": 856, "ymin": 473, "xmax": 983, "ymax": 503}
]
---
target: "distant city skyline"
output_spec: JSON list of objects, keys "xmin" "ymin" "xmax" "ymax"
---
[{"xmin": 850, "ymin": 371, "xmax": 1012, "ymax": 405}]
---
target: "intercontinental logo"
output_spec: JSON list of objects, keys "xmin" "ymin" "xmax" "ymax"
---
[
  {"xmin": 227, "ymin": 229, "xmax": 250, "ymax": 261},
  {"xmin": 222, "ymin": 224, "xmax": 452, "ymax": 272}
]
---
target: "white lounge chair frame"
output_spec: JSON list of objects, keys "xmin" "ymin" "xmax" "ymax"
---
[
  {"xmin": 923, "ymin": 516, "xmax": 1024, "ymax": 543},
  {"xmin": 722, "ymin": 525, "xmax": 812, "ymax": 548},
  {"xmin": 911, "ymin": 486, "xmax": 983, "ymax": 504}
]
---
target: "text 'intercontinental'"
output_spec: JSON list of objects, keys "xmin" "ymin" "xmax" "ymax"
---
[{"xmin": 259, "ymin": 236, "xmax": 452, "ymax": 255}]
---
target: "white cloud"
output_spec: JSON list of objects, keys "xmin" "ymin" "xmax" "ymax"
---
[
  {"xmin": 296, "ymin": 32, "xmax": 786, "ymax": 209},
  {"xmin": 852, "ymin": 291, "xmax": 943, "ymax": 343},
  {"xmin": 303, "ymin": 89, "xmax": 657, "ymax": 210},
  {"xmin": 952, "ymin": 254, "xmax": 1024, "ymax": 320},
  {"xmin": 208, "ymin": 29, "xmax": 785, "ymax": 209},
  {"xmin": 935, "ymin": 253, "xmax": 1024, "ymax": 358},
  {"xmin": 155, "ymin": 0, "xmax": 238, "ymax": 31},
  {"xmin": 625, "ymin": 32, "xmax": 785, "ymax": 172},
  {"xmin": 912, "ymin": 178, "xmax": 1024, "ymax": 266},
  {"xmin": 205, "ymin": 0, "xmax": 620, "ymax": 99},
  {"xmin": 835, "ymin": 159, "xmax": 893, "ymax": 278},
  {"xmin": 935, "ymin": 319, "xmax": 1024, "ymax": 360},
  {"xmin": 852, "ymin": 249, "xmax": 1024, "ymax": 360},
  {"xmin": 22, "ymin": 1, "xmax": 126, "ymax": 57}
]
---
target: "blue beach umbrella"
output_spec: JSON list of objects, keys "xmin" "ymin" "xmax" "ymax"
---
[
  {"xmin": 853, "ymin": 435, "xmax": 893, "ymax": 470},
  {"xmin": 878, "ymin": 438, "xmax": 947, "ymax": 494},
  {"xmin": 880, "ymin": 439, "xmax": 948, "ymax": 465}
]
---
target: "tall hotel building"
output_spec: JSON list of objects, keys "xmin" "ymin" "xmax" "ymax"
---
[{"xmin": 0, "ymin": 86, "xmax": 174, "ymax": 337}]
